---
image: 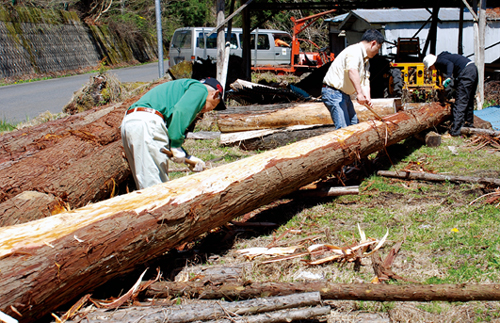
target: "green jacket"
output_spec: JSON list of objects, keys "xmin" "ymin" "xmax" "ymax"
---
[{"xmin": 128, "ymin": 79, "xmax": 208, "ymax": 148}]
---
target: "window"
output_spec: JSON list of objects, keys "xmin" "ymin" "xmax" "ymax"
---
[
  {"xmin": 171, "ymin": 31, "xmax": 192, "ymax": 49},
  {"xmin": 197, "ymin": 32, "xmax": 238, "ymax": 49},
  {"xmin": 240, "ymin": 34, "xmax": 270, "ymax": 50}
]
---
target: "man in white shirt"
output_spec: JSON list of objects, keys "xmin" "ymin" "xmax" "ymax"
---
[{"xmin": 322, "ymin": 29, "xmax": 384, "ymax": 129}]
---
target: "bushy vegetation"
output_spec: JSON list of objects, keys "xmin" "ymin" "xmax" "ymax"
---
[{"xmin": 1, "ymin": 0, "xmax": 332, "ymax": 50}]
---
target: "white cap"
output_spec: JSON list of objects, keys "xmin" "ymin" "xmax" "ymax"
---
[{"xmin": 423, "ymin": 54, "xmax": 437, "ymax": 69}]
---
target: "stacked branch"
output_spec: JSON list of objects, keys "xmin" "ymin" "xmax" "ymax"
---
[
  {"xmin": 144, "ymin": 281, "xmax": 500, "ymax": 302},
  {"xmin": 65, "ymin": 292, "xmax": 329, "ymax": 323}
]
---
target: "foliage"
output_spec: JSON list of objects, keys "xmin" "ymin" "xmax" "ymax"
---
[
  {"xmin": 3, "ymin": 0, "xmax": 335, "ymax": 50},
  {"xmin": 0, "ymin": 119, "xmax": 16, "ymax": 133}
]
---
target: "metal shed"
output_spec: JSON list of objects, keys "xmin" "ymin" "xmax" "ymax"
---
[{"xmin": 327, "ymin": 8, "xmax": 500, "ymax": 67}]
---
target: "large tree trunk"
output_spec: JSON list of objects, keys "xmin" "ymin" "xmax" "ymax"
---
[
  {"xmin": 0, "ymin": 103, "xmax": 133, "ymax": 226},
  {"xmin": 0, "ymin": 102, "xmax": 449, "ymax": 323},
  {"xmin": 217, "ymin": 99, "xmax": 399, "ymax": 133},
  {"xmin": 144, "ymin": 281, "xmax": 500, "ymax": 302}
]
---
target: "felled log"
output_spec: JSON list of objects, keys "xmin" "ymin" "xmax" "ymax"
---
[
  {"xmin": 0, "ymin": 102, "xmax": 449, "ymax": 322},
  {"xmin": 0, "ymin": 104, "xmax": 134, "ymax": 226},
  {"xmin": 145, "ymin": 281, "xmax": 500, "ymax": 302},
  {"xmin": 0, "ymin": 191, "xmax": 66, "ymax": 226},
  {"xmin": 66, "ymin": 292, "xmax": 323, "ymax": 323},
  {"xmin": 377, "ymin": 170, "xmax": 500, "ymax": 186},
  {"xmin": 461, "ymin": 127, "xmax": 500, "ymax": 137},
  {"xmin": 220, "ymin": 124, "xmax": 337, "ymax": 150},
  {"xmin": 217, "ymin": 100, "xmax": 399, "ymax": 133},
  {"xmin": 297, "ymin": 185, "xmax": 359, "ymax": 198}
]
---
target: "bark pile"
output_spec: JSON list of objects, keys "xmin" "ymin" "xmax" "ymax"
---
[{"xmin": 0, "ymin": 102, "xmax": 449, "ymax": 322}]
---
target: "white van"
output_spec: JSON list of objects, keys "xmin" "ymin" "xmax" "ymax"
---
[{"xmin": 169, "ymin": 27, "xmax": 292, "ymax": 68}]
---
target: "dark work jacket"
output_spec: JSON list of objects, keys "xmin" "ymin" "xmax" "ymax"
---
[{"xmin": 435, "ymin": 51, "xmax": 472, "ymax": 79}]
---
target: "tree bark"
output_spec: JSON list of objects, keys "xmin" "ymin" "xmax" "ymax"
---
[
  {"xmin": 66, "ymin": 292, "xmax": 323, "ymax": 323},
  {"xmin": 217, "ymin": 100, "xmax": 398, "ymax": 133},
  {"xmin": 0, "ymin": 103, "xmax": 133, "ymax": 226},
  {"xmin": 0, "ymin": 102, "xmax": 449, "ymax": 322},
  {"xmin": 144, "ymin": 281, "xmax": 500, "ymax": 302},
  {"xmin": 0, "ymin": 191, "xmax": 66, "ymax": 226},
  {"xmin": 377, "ymin": 170, "xmax": 500, "ymax": 186}
]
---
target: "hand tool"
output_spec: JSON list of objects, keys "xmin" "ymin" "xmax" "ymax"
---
[{"xmin": 160, "ymin": 147, "xmax": 198, "ymax": 167}]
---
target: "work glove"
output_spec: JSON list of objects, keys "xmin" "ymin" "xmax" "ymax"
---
[
  {"xmin": 186, "ymin": 155, "xmax": 206, "ymax": 172},
  {"xmin": 443, "ymin": 78, "xmax": 454, "ymax": 89},
  {"xmin": 170, "ymin": 147, "xmax": 187, "ymax": 164}
]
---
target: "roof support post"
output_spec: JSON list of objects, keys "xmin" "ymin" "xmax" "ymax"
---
[
  {"xmin": 216, "ymin": 0, "xmax": 225, "ymax": 82},
  {"xmin": 242, "ymin": 2, "xmax": 251, "ymax": 80},
  {"xmin": 475, "ymin": 0, "xmax": 486, "ymax": 109},
  {"xmin": 458, "ymin": 1, "xmax": 464, "ymax": 55}
]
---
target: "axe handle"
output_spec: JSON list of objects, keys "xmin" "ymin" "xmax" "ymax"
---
[
  {"xmin": 363, "ymin": 103, "xmax": 384, "ymax": 121},
  {"xmin": 160, "ymin": 147, "xmax": 198, "ymax": 167}
]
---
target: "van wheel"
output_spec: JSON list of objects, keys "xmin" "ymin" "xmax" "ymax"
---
[{"xmin": 387, "ymin": 68, "xmax": 403, "ymax": 97}]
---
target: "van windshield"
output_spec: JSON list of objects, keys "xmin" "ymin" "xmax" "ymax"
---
[
  {"xmin": 197, "ymin": 32, "xmax": 238, "ymax": 49},
  {"xmin": 171, "ymin": 30, "xmax": 192, "ymax": 49}
]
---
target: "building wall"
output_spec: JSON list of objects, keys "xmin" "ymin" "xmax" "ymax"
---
[
  {"xmin": 0, "ymin": 5, "xmax": 158, "ymax": 79},
  {"xmin": 339, "ymin": 18, "xmax": 500, "ymax": 64}
]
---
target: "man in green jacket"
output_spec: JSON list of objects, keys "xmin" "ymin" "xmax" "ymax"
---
[{"xmin": 121, "ymin": 78, "xmax": 225, "ymax": 189}]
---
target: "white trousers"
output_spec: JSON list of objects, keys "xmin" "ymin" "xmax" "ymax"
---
[{"xmin": 121, "ymin": 111, "xmax": 169, "ymax": 189}]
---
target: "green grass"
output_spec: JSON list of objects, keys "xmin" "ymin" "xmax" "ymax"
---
[
  {"xmin": 0, "ymin": 119, "xmax": 16, "ymax": 133},
  {"xmin": 174, "ymin": 131, "xmax": 500, "ymax": 321}
]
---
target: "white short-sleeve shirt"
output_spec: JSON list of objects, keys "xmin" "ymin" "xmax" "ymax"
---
[{"xmin": 323, "ymin": 42, "xmax": 370, "ymax": 95}]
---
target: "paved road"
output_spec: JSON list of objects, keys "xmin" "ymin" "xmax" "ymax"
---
[{"xmin": 0, "ymin": 61, "xmax": 167, "ymax": 123}]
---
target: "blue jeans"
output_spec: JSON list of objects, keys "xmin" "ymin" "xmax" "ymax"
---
[{"xmin": 321, "ymin": 86, "xmax": 358, "ymax": 129}]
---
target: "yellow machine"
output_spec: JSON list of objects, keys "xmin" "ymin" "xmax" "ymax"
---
[{"xmin": 386, "ymin": 38, "xmax": 443, "ymax": 100}]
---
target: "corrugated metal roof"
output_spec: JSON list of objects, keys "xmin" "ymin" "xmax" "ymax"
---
[
  {"xmin": 326, "ymin": 8, "xmax": 474, "ymax": 23},
  {"xmin": 325, "ymin": 13, "xmax": 349, "ymax": 23}
]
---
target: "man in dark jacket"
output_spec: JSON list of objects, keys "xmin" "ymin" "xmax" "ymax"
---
[{"xmin": 423, "ymin": 52, "xmax": 478, "ymax": 136}]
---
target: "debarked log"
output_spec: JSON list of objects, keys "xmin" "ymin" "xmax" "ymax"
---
[
  {"xmin": 297, "ymin": 185, "xmax": 360, "ymax": 198},
  {"xmin": 377, "ymin": 170, "xmax": 500, "ymax": 186},
  {"xmin": 144, "ymin": 281, "xmax": 500, "ymax": 302},
  {"xmin": 66, "ymin": 292, "xmax": 323, "ymax": 323},
  {"xmin": 217, "ymin": 100, "xmax": 399, "ymax": 133},
  {"xmin": 0, "ymin": 102, "xmax": 449, "ymax": 322}
]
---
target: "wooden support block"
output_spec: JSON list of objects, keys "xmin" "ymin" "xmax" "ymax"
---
[{"xmin": 425, "ymin": 131, "xmax": 441, "ymax": 147}]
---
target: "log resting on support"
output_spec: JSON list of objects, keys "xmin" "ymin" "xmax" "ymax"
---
[
  {"xmin": 0, "ymin": 102, "xmax": 449, "ymax": 322},
  {"xmin": 217, "ymin": 100, "xmax": 400, "ymax": 133}
]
